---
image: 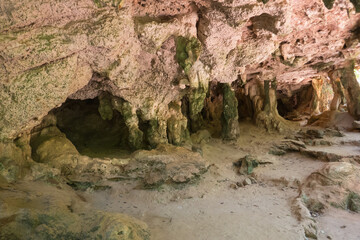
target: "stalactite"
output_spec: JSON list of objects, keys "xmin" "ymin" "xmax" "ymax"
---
[{"xmin": 111, "ymin": 97, "xmax": 144, "ymax": 150}]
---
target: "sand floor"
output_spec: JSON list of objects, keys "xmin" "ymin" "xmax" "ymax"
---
[{"xmin": 83, "ymin": 123, "xmax": 360, "ymax": 240}]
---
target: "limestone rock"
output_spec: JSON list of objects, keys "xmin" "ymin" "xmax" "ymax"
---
[
  {"xmin": 31, "ymin": 126, "xmax": 79, "ymax": 169},
  {"xmin": 352, "ymin": 120, "xmax": 360, "ymax": 129},
  {"xmin": 302, "ymin": 162, "xmax": 360, "ymax": 214},
  {"xmin": 234, "ymin": 155, "xmax": 259, "ymax": 175},
  {"xmin": 191, "ymin": 130, "xmax": 212, "ymax": 145},
  {"xmin": 221, "ymin": 84, "xmax": 240, "ymax": 140},
  {"xmin": 243, "ymin": 178, "xmax": 252, "ymax": 186},
  {"xmin": 269, "ymin": 140, "xmax": 306, "ymax": 156},
  {"xmin": 124, "ymin": 144, "xmax": 209, "ymax": 187},
  {"xmin": 1, "ymin": 0, "xmax": 360, "ymax": 141},
  {"xmin": 0, "ymin": 181, "xmax": 150, "ymax": 240}
]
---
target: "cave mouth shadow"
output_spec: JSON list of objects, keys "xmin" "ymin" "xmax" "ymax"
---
[
  {"xmin": 53, "ymin": 98, "xmax": 131, "ymax": 158},
  {"xmin": 276, "ymin": 85, "xmax": 314, "ymax": 124}
]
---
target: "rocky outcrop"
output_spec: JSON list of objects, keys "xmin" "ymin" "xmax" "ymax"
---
[
  {"xmin": 1, "ymin": 0, "xmax": 360, "ymax": 141},
  {"xmin": 0, "ymin": 181, "xmax": 150, "ymax": 240},
  {"xmin": 301, "ymin": 162, "xmax": 360, "ymax": 213},
  {"xmin": 124, "ymin": 144, "xmax": 209, "ymax": 187}
]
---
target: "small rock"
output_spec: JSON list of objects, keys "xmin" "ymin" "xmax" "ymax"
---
[
  {"xmin": 191, "ymin": 130, "xmax": 211, "ymax": 145},
  {"xmin": 325, "ymin": 129, "xmax": 344, "ymax": 137},
  {"xmin": 236, "ymin": 181, "xmax": 244, "ymax": 187},
  {"xmin": 249, "ymin": 177, "xmax": 257, "ymax": 184},
  {"xmin": 243, "ymin": 178, "xmax": 252, "ymax": 186},
  {"xmin": 353, "ymin": 120, "xmax": 360, "ymax": 129},
  {"xmin": 229, "ymin": 183, "xmax": 238, "ymax": 189},
  {"xmin": 191, "ymin": 145, "xmax": 203, "ymax": 156},
  {"xmin": 306, "ymin": 129, "xmax": 324, "ymax": 139}
]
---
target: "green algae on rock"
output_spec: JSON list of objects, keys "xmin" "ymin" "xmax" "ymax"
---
[
  {"xmin": 112, "ymin": 97, "xmax": 144, "ymax": 150},
  {"xmin": 98, "ymin": 94, "xmax": 114, "ymax": 121},
  {"xmin": 221, "ymin": 84, "xmax": 240, "ymax": 140},
  {"xmin": 175, "ymin": 36, "xmax": 202, "ymax": 74}
]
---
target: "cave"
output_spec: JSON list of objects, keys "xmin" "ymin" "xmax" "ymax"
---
[
  {"xmin": 52, "ymin": 98, "xmax": 131, "ymax": 158},
  {"xmin": 2, "ymin": 1, "xmax": 360, "ymax": 240},
  {"xmin": 276, "ymin": 84, "xmax": 314, "ymax": 122}
]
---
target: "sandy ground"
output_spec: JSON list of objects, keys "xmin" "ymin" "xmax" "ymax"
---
[{"xmin": 80, "ymin": 123, "xmax": 360, "ymax": 240}]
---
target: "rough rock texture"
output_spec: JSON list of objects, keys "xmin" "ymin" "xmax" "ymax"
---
[
  {"xmin": 0, "ymin": 181, "xmax": 150, "ymax": 240},
  {"xmin": 221, "ymin": 84, "xmax": 240, "ymax": 140},
  {"xmin": 302, "ymin": 162, "xmax": 360, "ymax": 213},
  {"xmin": 124, "ymin": 144, "xmax": 209, "ymax": 187},
  {"xmin": 2, "ymin": 0, "xmax": 360, "ymax": 140}
]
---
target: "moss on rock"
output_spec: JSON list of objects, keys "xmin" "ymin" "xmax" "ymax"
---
[
  {"xmin": 145, "ymin": 119, "xmax": 168, "ymax": 149},
  {"xmin": 0, "ymin": 54, "xmax": 91, "ymax": 141},
  {"xmin": 98, "ymin": 94, "xmax": 114, "ymax": 121},
  {"xmin": 221, "ymin": 84, "xmax": 240, "ymax": 140},
  {"xmin": 112, "ymin": 97, "xmax": 144, "ymax": 150},
  {"xmin": 175, "ymin": 36, "xmax": 202, "ymax": 74},
  {"xmin": 188, "ymin": 87, "xmax": 207, "ymax": 132}
]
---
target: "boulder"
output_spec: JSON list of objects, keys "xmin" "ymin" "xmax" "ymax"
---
[
  {"xmin": 124, "ymin": 144, "xmax": 209, "ymax": 187},
  {"xmin": 0, "ymin": 181, "xmax": 150, "ymax": 240}
]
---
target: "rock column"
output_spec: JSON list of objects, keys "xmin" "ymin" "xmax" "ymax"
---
[
  {"xmin": 221, "ymin": 83, "xmax": 240, "ymax": 140},
  {"xmin": 339, "ymin": 62, "xmax": 360, "ymax": 119}
]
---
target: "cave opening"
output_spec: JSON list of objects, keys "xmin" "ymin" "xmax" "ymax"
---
[
  {"xmin": 276, "ymin": 84, "xmax": 314, "ymax": 123},
  {"xmin": 52, "ymin": 98, "xmax": 131, "ymax": 158},
  {"xmin": 235, "ymin": 87, "xmax": 254, "ymax": 121}
]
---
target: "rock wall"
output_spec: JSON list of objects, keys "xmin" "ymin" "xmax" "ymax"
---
[{"xmin": 1, "ymin": 0, "xmax": 360, "ymax": 141}]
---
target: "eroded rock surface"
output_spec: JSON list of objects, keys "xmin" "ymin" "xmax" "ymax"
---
[
  {"xmin": 0, "ymin": 181, "xmax": 150, "ymax": 240},
  {"xmin": 2, "ymin": 0, "xmax": 360, "ymax": 141}
]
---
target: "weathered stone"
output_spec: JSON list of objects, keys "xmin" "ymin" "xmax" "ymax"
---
[
  {"xmin": 243, "ymin": 178, "xmax": 252, "ymax": 186},
  {"xmin": 167, "ymin": 101, "xmax": 190, "ymax": 146},
  {"xmin": 302, "ymin": 162, "xmax": 360, "ymax": 216},
  {"xmin": 124, "ymin": 144, "xmax": 209, "ymax": 187},
  {"xmin": 98, "ymin": 94, "xmax": 114, "ymax": 121},
  {"xmin": 305, "ymin": 129, "xmax": 325, "ymax": 139},
  {"xmin": 175, "ymin": 36, "xmax": 202, "ymax": 75},
  {"xmin": 0, "ymin": 0, "xmax": 359, "ymax": 142},
  {"xmin": 191, "ymin": 130, "xmax": 211, "ymax": 145},
  {"xmin": 339, "ymin": 62, "xmax": 360, "ymax": 120},
  {"xmin": 31, "ymin": 126, "xmax": 79, "ymax": 169},
  {"xmin": 145, "ymin": 119, "xmax": 168, "ymax": 149},
  {"xmin": 0, "ymin": 182, "xmax": 150, "ymax": 240},
  {"xmin": 353, "ymin": 120, "xmax": 360, "ymax": 129},
  {"xmin": 234, "ymin": 155, "xmax": 259, "ymax": 175},
  {"xmin": 112, "ymin": 97, "xmax": 144, "ymax": 150},
  {"xmin": 221, "ymin": 84, "xmax": 240, "ymax": 140},
  {"xmin": 269, "ymin": 140, "xmax": 306, "ymax": 156}
]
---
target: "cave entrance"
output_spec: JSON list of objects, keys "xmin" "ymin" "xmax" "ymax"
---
[
  {"xmin": 236, "ymin": 89, "xmax": 254, "ymax": 121},
  {"xmin": 276, "ymin": 77, "xmax": 338, "ymax": 125},
  {"xmin": 53, "ymin": 98, "xmax": 131, "ymax": 158},
  {"xmin": 276, "ymin": 84, "xmax": 314, "ymax": 123}
]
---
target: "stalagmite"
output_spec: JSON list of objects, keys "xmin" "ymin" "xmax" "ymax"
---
[{"xmin": 221, "ymin": 83, "xmax": 240, "ymax": 140}]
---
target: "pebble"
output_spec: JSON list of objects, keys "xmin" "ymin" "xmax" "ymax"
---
[{"xmin": 243, "ymin": 178, "xmax": 252, "ymax": 186}]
